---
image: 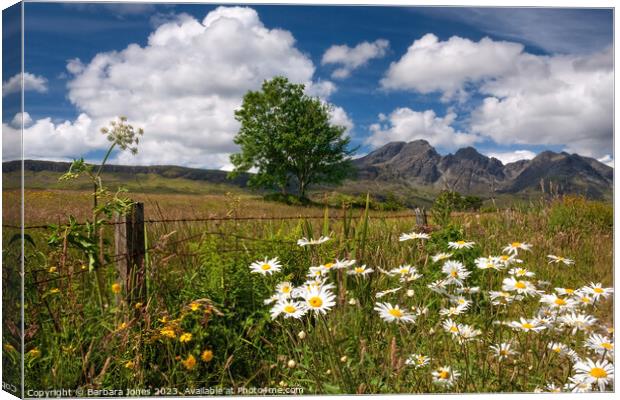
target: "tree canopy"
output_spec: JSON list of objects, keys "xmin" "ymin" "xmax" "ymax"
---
[{"xmin": 229, "ymin": 76, "xmax": 354, "ymax": 199}]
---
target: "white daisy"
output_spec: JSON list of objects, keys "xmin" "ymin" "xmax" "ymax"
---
[
  {"xmin": 540, "ymin": 293, "xmax": 577, "ymax": 310},
  {"xmin": 374, "ymin": 302, "xmax": 416, "ymax": 323},
  {"xmin": 333, "ymin": 259, "xmax": 356, "ymax": 269},
  {"xmin": 276, "ymin": 281, "xmax": 293, "ymax": 297},
  {"xmin": 447, "ymin": 240, "xmax": 475, "ymax": 250},
  {"xmin": 492, "ymin": 254, "xmax": 522, "ymax": 268},
  {"xmin": 490, "ymin": 342, "xmax": 518, "ymax": 361},
  {"xmin": 297, "ymin": 236, "xmax": 330, "ymax": 246},
  {"xmin": 508, "ymin": 267, "xmax": 535, "ymax": 278},
  {"xmin": 432, "ymin": 252, "xmax": 453, "ymax": 263},
  {"xmin": 581, "ymin": 283, "xmax": 613, "ymax": 300},
  {"xmin": 502, "ymin": 241, "xmax": 532, "ymax": 255},
  {"xmin": 347, "ymin": 265, "xmax": 374, "ymax": 277},
  {"xmin": 559, "ymin": 312, "xmax": 597, "ymax": 334},
  {"xmin": 508, "ymin": 317, "xmax": 546, "ymax": 332},
  {"xmin": 249, "ymin": 257, "xmax": 282, "ymax": 275},
  {"xmin": 475, "ymin": 256, "xmax": 501, "ymax": 270},
  {"xmin": 442, "ymin": 260, "xmax": 471, "ymax": 286},
  {"xmin": 405, "ymin": 353, "xmax": 430, "ymax": 369},
  {"xmin": 585, "ymin": 333, "xmax": 614, "ymax": 357},
  {"xmin": 299, "ymin": 285, "xmax": 336, "ymax": 315},
  {"xmin": 572, "ymin": 358, "xmax": 614, "ymax": 391},
  {"xmin": 564, "ymin": 377, "xmax": 592, "ymax": 393},
  {"xmin": 432, "ymin": 366, "xmax": 460, "ymax": 387},
  {"xmin": 270, "ymin": 299, "xmax": 307, "ymax": 320},
  {"xmin": 547, "ymin": 255, "xmax": 575, "ymax": 266},
  {"xmin": 502, "ymin": 277, "xmax": 539, "ymax": 296},
  {"xmin": 399, "ymin": 231, "xmax": 430, "ymax": 241},
  {"xmin": 489, "ymin": 291, "xmax": 516, "ymax": 306}
]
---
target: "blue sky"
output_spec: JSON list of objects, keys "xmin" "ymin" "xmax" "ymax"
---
[{"xmin": 2, "ymin": 2, "xmax": 614, "ymax": 168}]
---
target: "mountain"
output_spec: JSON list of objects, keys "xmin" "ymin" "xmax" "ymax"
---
[{"xmin": 354, "ymin": 140, "xmax": 613, "ymax": 199}]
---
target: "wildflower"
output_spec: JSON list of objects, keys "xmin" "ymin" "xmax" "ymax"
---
[
  {"xmin": 376, "ymin": 287, "xmax": 402, "ymax": 299},
  {"xmin": 492, "ymin": 254, "xmax": 522, "ymax": 268},
  {"xmin": 508, "ymin": 267, "xmax": 535, "ymax": 278},
  {"xmin": 270, "ymin": 299, "xmax": 307, "ymax": 320},
  {"xmin": 450, "ymin": 296, "xmax": 472, "ymax": 309},
  {"xmin": 201, "ymin": 349, "xmax": 213, "ymax": 362},
  {"xmin": 388, "ymin": 265, "xmax": 415, "ymax": 278},
  {"xmin": 547, "ymin": 342, "xmax": 569, "ymax": 356},
  {"xmin": 585, "ymin": 334, "xmax": 614, "ymax": 357},
  {"xmin": 117, "ymin": 322, "xmax": 128, "ymax": 331},
  {"xmin": 581, "ymin": 283, "xmax": 613, "ymax": 300},
  {"xmin": 547, "ymin": 255, "xmax": 575, "ymax": 265},
  {"xmin": 48, "ymin": 288, "xmax": 60, "ymax": 295},
  {"xmin": 489, "ymin": 291, "xmax": 516, "ymax": 306},
  {"xmin": 134, "ymin": 302, "xmax": 143, "ymax": 309},
  {"xmin": 297, "ymin": 331, "xmax": 306, "ymax": 340},
  {"xmin": 399, "ymin": 231, "xmax": 430, "ymax": 241},
  {"xmin": 490, "ymin": 342, "xmax": 518, "ymax": 361},
  {"xmin": 348, "ymin": 298, "xmax": 358, "ymax": 305},
  {"xmin": 297, "ymin": 236, "xmax": 330, "ymax": 246},
  {"xmin": 502, "ymin": 277, "xmax": 538, "ymax": 296},
  {"xmin": 447, "ymin": 240, "xmax": 475, "ymax": 250},
  {"xmin": 308, "ymin": 266, "xmax": 328, "ymax": 278},
  {"xmin": 179, "ymin": 333, "xmax": 192, "ymax": 343},
  {"xmin": 333, "ymin": 259, "xmax": 355, "ymax": 269},
  {"xmin": 502, "ymin": 241, "xmax": 532, "ymax": 255},
  {"xmin": 160, "ymin": 327, "xmax": 176, "ymax": 339},
  {"xmin": 540, "ymin": 293, "xmax": 576, "ymax": 310},
  {"xmin": 374, "ymin": 302, "xmax": 415, "ymax": 323},
  {"xmin": 439, "ymin": 304, "xmax": 468, "ymax": 317},
  {"xmin": 442, "ymin": 260, "xmax": 471, "ymax": 286},
  {"xmin": 428, "ymin": 279, "xmax": 449, "ymax": 295},
  {"xmin": 299, "ymin": 285, "xmax": 336, "ymax": 315},
  {"xmin": 508, "ymin": 318, "xmax": 546, "ymax": 332},
  {"xmin": 48, "ymin": 266, "xmax": 57, "ymax": 273},
  {"xmin": 564, "ymin": 377, "xmax": 592, "ymax": 393},
  {"xmin": 340, "ymin": 355, "xmax": 348, "ymax": 363},
  {"xmin": 111, "ymin": 283, "xmax": 122, "ymax": 294},
  {"xmin": 456, "ymin": 324, "xmax": 482, "ymax": 343},
  {"xmin": 475, "ymin": 257, "xmax": 500, "ymax": 270},
  {"xmin": 406, "ymin": 289, "xmax": 415, "ymax": 297},
  {"xmin": 457, "ymin": 286, "xmax": 480, "ymax": 294},
  {"xmin": 559, "ymin": 312, "xmax": 597, "ymax": 334},
  {"xmin": 555, "ymin": 287, "xmax": 576, "ymax": 296},
  {"xmin": 188, "ymin": 302, "xmax": 200, "ymax": 312},
  {"xmin": 405, "ymin": 354, "xmax": 430, "ymax": 369},
  {"xmin": 543, "ymin": 383, "xmax": 562, "ymax": 393},
  {"xmin": 442, "ymin": 319, "xmax": 461, "ymax": 335},
  {"xmin": 181, "ymin": 354, "xmax": 196, "ymax": 370},
  {"xmin": 432, "ymin": 252, "xmax": 453, "ymax": 263},
  {"xmin": 347, "ymin": 265, "xmax": 373, "ymax": 277},
  {"xmin": 124, "ymin": 360, "xmax": 135, "ymax": 369},
  {"xmin": 572, "ymin": 358, "xmax": 614, "ymax": 391},
  {"xmin": 432, "ymin": 366, "xmax": 460, "ymax": 387},
  {"xmin": 27, "ymin": 348, "xmax": 41, "ymax": 358},
  {"xmin": 264, "ymin": 294, "xmax": 281, "ymax": 305},
  {"xmin": 249, "ymin": 257, "xmax": 282, "ymax": 275},
  {"xmin": 287, "ymin": 359, "xmax": 296, "ymax": 368},
  {"xmin": 572, "ymin": 292, "xmax": 594, "ymax": 307}
]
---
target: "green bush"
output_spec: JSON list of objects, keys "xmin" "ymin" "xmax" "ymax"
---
[{"xmin": 547, "ymin": 195, "xmax": 612, "ymax": 233}]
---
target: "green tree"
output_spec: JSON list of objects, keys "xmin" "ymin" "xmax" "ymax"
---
[{"xmin": 229, "ymin": 76, "xmax": 354, "ymax": 199}]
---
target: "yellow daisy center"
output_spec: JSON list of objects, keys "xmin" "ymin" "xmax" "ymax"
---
[
  {"xmin": 511, "ymin": 242, "xmax": 521, "ymax": 247},
  {"xmin": 554, "ymin": 298, "xmax": 566, "ymax": 306},
  {"xmin": 283, "ymin": 305, "xmax": 297, "ymax": 314},
  {"xmin": 449, "ymin": 326, "xmax": 458, "ymax": 333},
  {"xmin": 456, "ymin": 241, "xmax": 466, "ymax": 245},
  {"xmin": 308, "ymin": 296, "xmax": 323, "ymax": 308},
  {"xmin": 517, "ymin": 269, "xmax": 526, "ymax": 275},
  {"xmin": 324, "ymin": 263, "xmax": 334, "ymax": 269},
  {"xmin": 581, "ymin": 297, "xmax": 591, "ymax": 303},
  {"xmin": 500, "ymin": 255, "xmax": 509, "ymax": 261},
  {"xmin": 522, "ymin": 323, "xmax": 534, "ymax": 329},
  {"xmin": 594, "ymin": 287, "xmax": 604, "ymax": 294},
  {"xmin": 450, "ymin": 271, "xmax": 458, "ymax": 278},
  {"xmin": 553, "ymin": 347, "xmax": 561, "ymax": 353},
  {"xmin": 281, "ymin": 286, "xmax": 291, "ymax": 293},
  {"xmin": 261, "ymin": 264, "xmax": 271, "ymax": 271},
  {"xmin": 515, "ymin": 281, "xmax": 526, "ymax": 289},
  {"xmin": 590, "ymin": 367, "xmax": 608, "ymax": 379},
  {"xmin": 438, "ymin": 370, "xmax": 450, "ymax": 379},
  {"xmin": 565, "ymin": 288, "xmax": 574, "ymax": 294},
  {"xmin": 388, "ymin": 308, "xmax": 403, "ymax": 318},
  {"xmin": 500, "ymin": 350, "xmax": 509, "ymax": 356},
  {"xmin": 601, "ymin": 342, "xmax": 613, "ymax": 350},
  {"xmin": 355, "ymin": 267, "xmax": 364, "ymax": 273},
  {"xmin": 400, "ymin": 269, "xmax": 408, "ymax": 274}
]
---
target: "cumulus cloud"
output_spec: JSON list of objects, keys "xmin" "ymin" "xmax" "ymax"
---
[
  {"xmin": 381, "ymin": 34, "xmax": 612, "ymax": 159},
  {"xmin": 329, "ymin": 106, "xmax": 354, "ymax": 133},
  {"xmin": 381, "ymin": 34, "xmax": 523, "ymax": 99},
  {"xmin": 322, "ymin": 39, "xmax": 389, "ymax": 79},
  {"xmin": 485, "ymin": 149, "xmax": 536, "ymax": 165},
  {"xmin": 366, "ymin": 108, "xmax": 480, "ymax": 150},
  {"xmin": 17, "ymin": 7, "xmax": 352, "ymax": 169},
  {"xmin": 2, "ymin": 72, "xmax": 48, "ymax": 97}
]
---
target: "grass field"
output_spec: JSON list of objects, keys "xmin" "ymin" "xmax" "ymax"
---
[{"xmin": 2, "ymin": 187, "xmax": 614, "ymax": 395}]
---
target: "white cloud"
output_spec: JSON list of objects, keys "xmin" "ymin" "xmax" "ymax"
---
[
  {"xmin": 16, "ymin": 7, "xmax": 353, "ymax": 169},
  {"xmin": 381, "ymin": 34, "xmax": 612, "ymax": 159},
  {"xmin": 322, "ymin": 39, "xmax": 389, "ymax": 79},
  {"xmin": 381, "ymin": 34, "xmax": 523, "ymax": 99},
  {"xmin": 597, "ymin": 154, "xmax": 614, "ymax": 168},
  {"xmin": 485, "ymin": 149, "xmax": 536, "ymax": 165},
  {"xmin": 366, "ymin": 108, "xmax": 480, "ymax": 150},
  {"xmin": 329, "ymin": 106, "xmax": 354, "ymax": 133},
  {"xmin": 2, "ymin": 72, "xmax": 48, "ymax": 97}
]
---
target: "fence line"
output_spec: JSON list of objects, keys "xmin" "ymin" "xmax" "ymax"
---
[{"xmin": 3, "ymin": 212, "xmax": 418, "ymax": 231}]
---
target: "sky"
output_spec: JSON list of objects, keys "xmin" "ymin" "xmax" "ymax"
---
[{"xmin": 1, "ymin": 2, "xmax": 614, "ymax": 169}]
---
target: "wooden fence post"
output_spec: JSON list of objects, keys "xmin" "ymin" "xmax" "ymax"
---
[
  {"xmin": 415, "ymin": 207, "xmax": 428, "ymax": 227},
  {"xmin": 115, "ymin": 202, "xmax": 146, "ymax": 305}
]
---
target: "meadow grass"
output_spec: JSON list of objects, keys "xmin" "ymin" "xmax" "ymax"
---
[{"xmin": 2, "ymin": 190, "xmax": 613, "ymax": 394}]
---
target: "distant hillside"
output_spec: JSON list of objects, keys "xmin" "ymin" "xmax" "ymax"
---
[{"xmin": 354, "ymin": 140, "xmax": 612, "ymax": 200}]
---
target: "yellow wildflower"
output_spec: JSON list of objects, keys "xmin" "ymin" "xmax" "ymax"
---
[
  {"xmin": 160, "ymin": 327, "xmax": 176, "ymax": 339},
  {"xmin": 111, "ymin": 283, "xmax": 122, "ymax": 294},
  {"xmin": 179, "ymin": 333, "xmax": 192, "ymax": 343},
  {"xmin": 48, "ymin": 266, "xmax": 57, "ymax": 273},
  {"xmin": 182, "ymin": 354, "xmax": 196, "ymax": 370},
  {"xmin": 124, "ymin": 360, "xmax": 135, "ymax": 369},
  {"xmin": 201, "ymin": 349, "xmax": 214, "ymax": 362},
  {"xmin": 27, "ymin": 348, "xmax": 41, "ymax": 358}
]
